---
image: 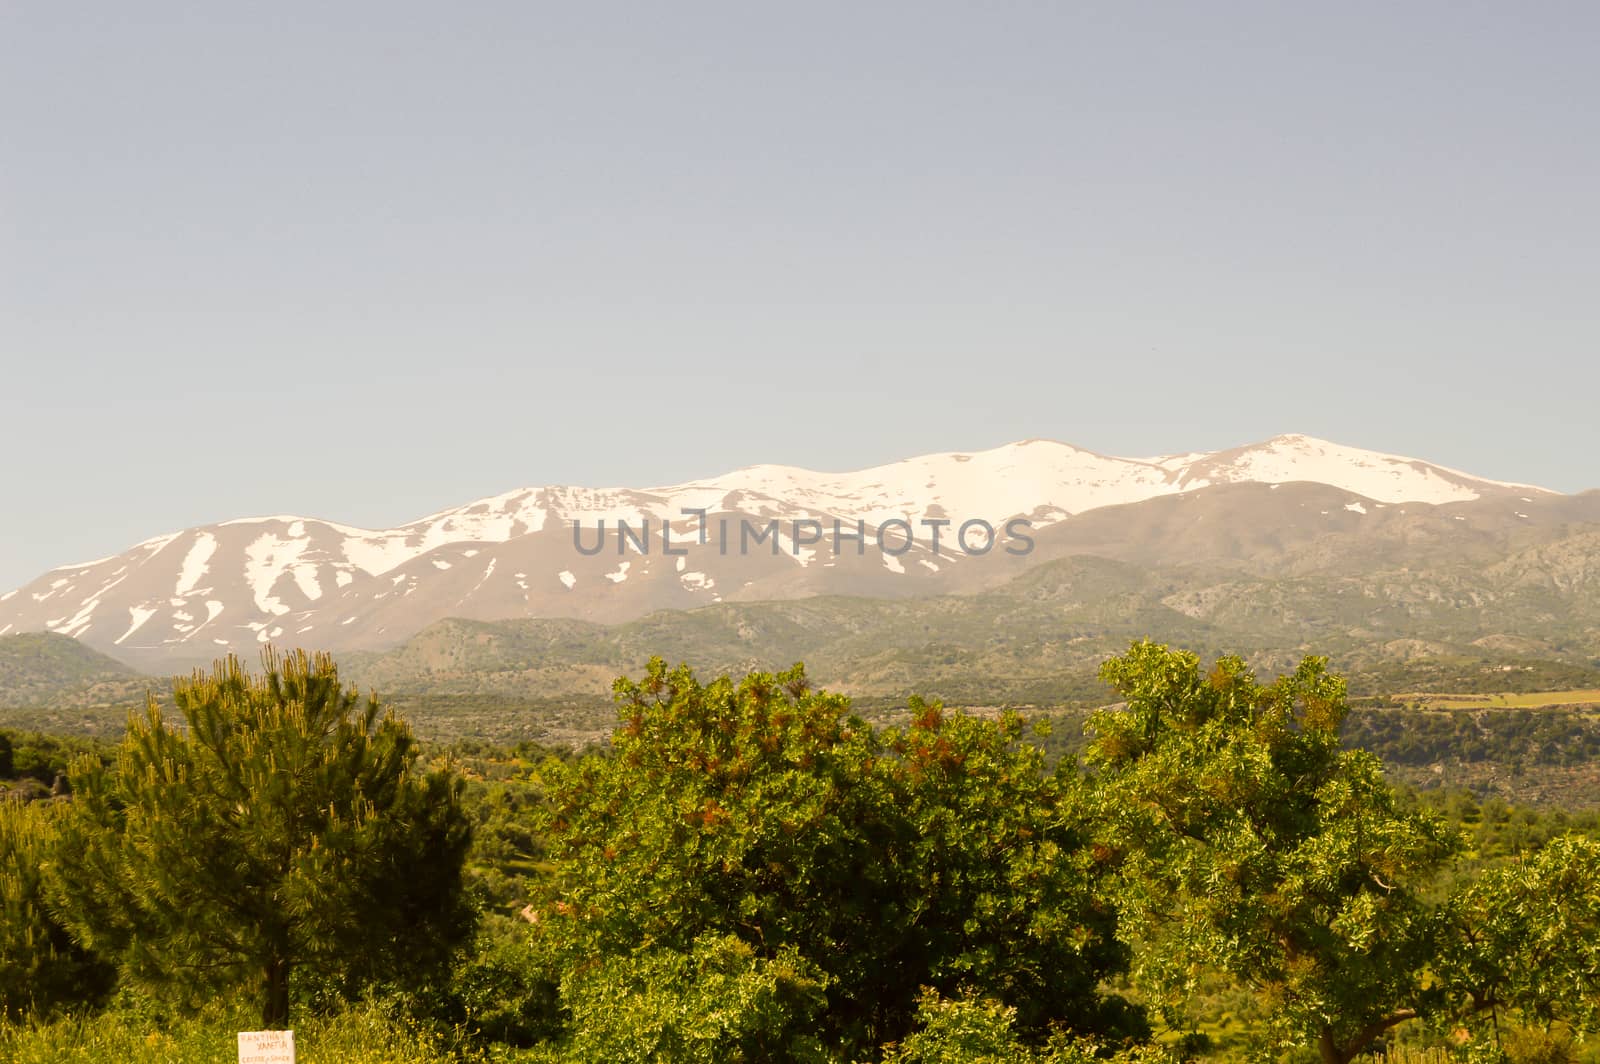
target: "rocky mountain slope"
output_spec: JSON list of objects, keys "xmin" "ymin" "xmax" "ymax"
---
[
  {"xmin": 344, "ymin": 518, "xmax": 1600, "ymax": 708},
  {"xmin": 0, "ymin": 434, "xmax": 1576, "ymax": 671},
  {"xmin": 7, "ymin": 489, "xmax": 1600, "ymax": 744}
]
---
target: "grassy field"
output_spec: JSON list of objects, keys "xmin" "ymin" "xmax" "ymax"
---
[{"xmin": 1391, "ymin": 688, "xmax": 1600, "ymax": 709}]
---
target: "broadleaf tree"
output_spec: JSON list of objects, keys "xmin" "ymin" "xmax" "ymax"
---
[
  {"xmin": 532, "ymin": 658, "xmax": 1138, "ymax": 1058},
  {"xmin": 1433, "ymin": 832, "xmax": 1600, "ymax": 1048},
  {"xmin": 1088, "ymin": 642, "xmax": 1461, "ymax": 1064}
]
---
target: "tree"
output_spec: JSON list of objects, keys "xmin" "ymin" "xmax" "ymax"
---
[
  {"xmin": 876, "ymin": 698, "xmax": 1138, "ymax": 1042},
  {"xmin": 532, "ymin": 658, "xmax": 1135, "ymax": 1058},
  {"xmin": 1088, "ymin": 642, "xmax": 1460, "ymax": 1064},
  {"xmin": 48, "ymin": 649, "xmax": 474, "ymax": 1028},
  {"xmin": 1434, "ymin": 833, "xmax": 1600, "ymax": 1049},
  {"xmin": 0, "ymin": 799, "xmax": 114, "ymax": 1020}
]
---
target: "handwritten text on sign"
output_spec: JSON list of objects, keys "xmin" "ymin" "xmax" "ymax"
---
[{"xmin": 238, "ymin": 1029, "xmax": 295, "ymax": 1064}]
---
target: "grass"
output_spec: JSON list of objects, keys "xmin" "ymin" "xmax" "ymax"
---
[
  {"xmin": 1393, "ymin": 688, "xmax": 1600, "ymax": 709},
  {"xmin": 0, "ymin": 1000, "xmax": 516, "ymax": 1064}
]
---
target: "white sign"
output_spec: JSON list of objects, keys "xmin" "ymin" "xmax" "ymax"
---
[{"xmin": 238, "ymin": 1029, "xmax": 295, "ymax": 1064}]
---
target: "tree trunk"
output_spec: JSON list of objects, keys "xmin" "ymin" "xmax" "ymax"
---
[
  {"xmin": 261, "ymin": 958, "xmax": 291, "ymax": 1028},
  {"xmin": 1318, "ymin": 1026, "xmax": 1347, "ymax": 1064},
  {"xmin": 1320, "ymin": 1010, "xmax": 1419, "ymax": 1064}
]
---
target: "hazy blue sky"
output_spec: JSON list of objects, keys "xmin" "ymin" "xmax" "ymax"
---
[{"xmin": 3, "ymin": 2, "xmax": 1597, "ymax": 592}]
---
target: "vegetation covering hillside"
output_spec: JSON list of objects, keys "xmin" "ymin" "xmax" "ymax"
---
[
  {"xmin": 331, "ymin": 546, "xmax": 1600, "ymax": 745},
  {"xmin": 9, "ymin": 619, "xmax": 1600, "ymax": 813},
  {"xmin": 0, "ymin": 633, "xmax": 159, "ymax": 738},
  {"xmin": 11, "ymin": 511, "xmax": 1600, "ymax": 743},
  {"xmin": 0, "ymin": 633, "xmax": 151, "ymax": 707},
  {"xmin": 388, "ymin": 538, "xmax": 1600, "ymax": 693}
]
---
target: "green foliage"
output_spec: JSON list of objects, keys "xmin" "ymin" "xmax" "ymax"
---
[
  {"xmin": 0, "ymin": 633, "xmax": 148, "ymax": 709},
  {"xmin": 1089, "ymin": 642, "xmax": 1462, "ymax": 1064},
  {"xmin": 46, "ymin": 650, "xmax": 475, "ymax": 1028},
  {"xmin": 882, "ymin": 992, "xmax": 1051, "ymax": 1064},
  {"xmin": 0, "ymin": 729, "xmax": 111, "ymax": 788},
  {"xmin": 0, "ymin": 800, "xmax": 113, "ymax": 1020},
  {"xmin": 0, "ymin": 998, "xmax": 477, "ymax": 1064},
  {"xmin": 11, "ymin": 642, "xmax": 1600, "ymax": 1061},
  {"xmin": 1436, "ymin": 834, "xmax": 1600, "ymax": 1041},
  {"xmin": 460, "ymin": 769, "xmax": 551, "ymax": 916},
  {"xmin": 883, "ymin": 991, "xmax": 1177, "ymax": 1064},
  {"xmin": 1409, "ymin": 789, "xmax": 1600, "ymax": 868},
  {"xmin": 534, "ymin": 934, "xmax": 834, "ymax": 1064},
  {"xmin": 533, "ymin": 658, "xmax": 1137, "ymax": 1057},
  {"xmin": 875, "ymin": 700, "xmax": 1138, "ymax": 1040},
  {"xmin": 1346, "ymin": 708, "xmax": 1600, "ymax": 770},
  {"xmin": 416, "ymin": 742, "xmax": 565, "ymax": 1046},
  {"xmin": 430, "ymin": 917, "xmax": 562, "ymax": 1049}
]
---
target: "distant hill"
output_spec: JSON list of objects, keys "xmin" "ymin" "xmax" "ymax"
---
[
  {"xmin": 341, "ymin": 537, "xmax": 1600, "ymax": 732},
  {"xmin": 0, "ymin": 632, "xmax": 154, "ymax": 710}
]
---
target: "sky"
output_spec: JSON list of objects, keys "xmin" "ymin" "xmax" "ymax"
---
[{"xmin": 2, "ymin": 1, "xmax": 1597, "ymax": 593}]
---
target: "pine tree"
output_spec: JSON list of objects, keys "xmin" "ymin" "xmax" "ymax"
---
[
  {"xmin": 1, "ymin": 799, "xmax": 114, "ymax": 1019},
  {"xmin": 48, "ymin": 649, "xmax": 473, "ymax": 1028}
]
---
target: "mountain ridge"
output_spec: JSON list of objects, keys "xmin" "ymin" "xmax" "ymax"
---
[{"xmin": 0, "ymin": 434, "xmax": 1578, "ymax": 670}]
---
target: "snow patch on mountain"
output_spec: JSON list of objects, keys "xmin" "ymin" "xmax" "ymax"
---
[
  {"xmin": 117, "ymin": 606, "xmax": 158, "ymax": 645},
  {"xmin": 51, "ymin": 598, "xmax": 99, "ymax": 638},
  {"xmin": 291, "ymin": 565, "xmax": 323, "ymax": 601},
  {"xmin": 175, "ymin": 533, "xmax": 218, "ymax": 596},
  {"xmin": 1171, "ymin": 435, "xmax": 1540, "ymax": 505},
  {"xmin": 244, "ymin": 533, "xmax": 302, "ymax": 616}
]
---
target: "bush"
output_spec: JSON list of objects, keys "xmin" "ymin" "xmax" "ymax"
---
[
  {"xmin": 529, "ymin": 934, "xmax": 833, "ymax": 1064},
  {"xmin": 0, "ymin": 999, "xmax": 470, "ymax": 1064}
]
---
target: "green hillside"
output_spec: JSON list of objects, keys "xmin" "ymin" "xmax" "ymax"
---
[
  {"xmin": 0, "ymin": 633, "xmax": 153, "ymax": 709},
  {"xmin": 343, "ymin": 544, "xmax": 1600, "ymax": 737}
]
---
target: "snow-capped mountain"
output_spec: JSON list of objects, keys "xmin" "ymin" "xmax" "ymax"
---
[{"xmin": 0, "ymin": 435, "xmax": 1565, "ymax": 668}]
